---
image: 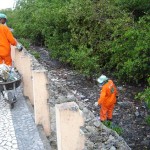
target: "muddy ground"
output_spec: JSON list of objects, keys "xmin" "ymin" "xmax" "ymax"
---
[{"xmin": 30, "ymin": 46, "xmax": 150, "ymax": 150}]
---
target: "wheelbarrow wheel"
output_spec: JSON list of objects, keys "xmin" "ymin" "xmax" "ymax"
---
[
  {"xmin": 13, "ymin": 97, "xmax": 17, "ymax": 103},
  {"xmin": 11, "ymin": 103, "xmax": 14, "ymax": 109},
  {"xmin": 8, "ymin": 92, "xmax": 13, "ymax": 103},
  {"xmin": 8, "ymin": 92, "xmax": 17, "ymax": 102},
  {"xmin": 7, "ymin": 92, "xmax": 17, "ymax": 109}
]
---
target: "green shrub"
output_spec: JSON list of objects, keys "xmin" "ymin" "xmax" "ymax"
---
[
  {"xmin": 135, "ymin": 78, "xmax": 150, "ymax": 109},
  {"xmin": 66, "ymin": 0, "xmax": 134, "ymax": 78},
  {"xmin": 115, "ymin": 0, "xmax": 150, "ymax": 20},
  {"xmin": 29, "ymin": 51, "xmax": 40, "ymax": 59},
  {"xmin": 145, "ymin": 115, "xmax": 150, "ymax": 125},
  {"xmin": 109, "ymin": 15, "xmax": 150, "ymax": 84},
  {"xmin": 103, "ymin": 121, "xmax": 123, "ymax": 135},
  {"xmin": 4, "ymin": 0, "xmax": 149, "ymax": 85},
  {"xmin": 67, "ymin": 45, "xmax": 99, "ymax": 77}
]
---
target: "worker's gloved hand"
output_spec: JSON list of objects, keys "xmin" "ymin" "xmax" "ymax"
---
[
  {"xmin": 16, "ymin": 43, "xmax": 23, "ymax": 52},
  {"xmin": 94, "ymin": 102, "xmax": 98, "ymax": 107}
]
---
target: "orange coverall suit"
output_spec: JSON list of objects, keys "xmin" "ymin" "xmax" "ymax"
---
[
  {"xmin": 0, "ymin": 24, "xmax": 17, "ymax": 66},
  {"xmin": 98, "ymin": 80, "xmax": 118, "ymax": 121}
]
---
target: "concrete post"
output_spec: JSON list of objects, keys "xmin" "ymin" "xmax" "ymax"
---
[
  {"xmin": 21, "ymin": 55, "xmax": 34, "ymax": 104},
  {"xmin": 32, "ymin": 70, "xmax": 50, "ymax": 136},
  {"xmin": 11, "ymin": 46, "xmax": 23, "ymax": 72},
  {"xmin": 56, "ymin": 102, "xmax": 85, "ymax": 150},
  {"xmin": 11, "ymin": 46, "xmax": 16, "ymax": 63},
  {"xmin": 12, "ymin": 47, "xmax": 34, "ymax": 104}
]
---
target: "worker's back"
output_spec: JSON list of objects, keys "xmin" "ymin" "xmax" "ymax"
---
[
  {"xmin": 101, "ymin": 80, "xmax": 118, "ymax": 107},
  {"xmin": 0, "ymin": 24, "xmax": 16, "ymax": 57}
]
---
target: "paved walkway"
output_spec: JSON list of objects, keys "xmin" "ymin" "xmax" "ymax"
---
[{"xmin": 0, "ymin": 87, "xmax": 51, "ymax": 150}]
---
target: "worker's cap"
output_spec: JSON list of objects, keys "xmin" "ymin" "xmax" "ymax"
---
[
  {"xmin": 97, "ymin": 75, "xmax": 108, "ymax": 84},
  {"xmin": 0, "ymin": 13, "xmax": 7, "ymax": 20}
]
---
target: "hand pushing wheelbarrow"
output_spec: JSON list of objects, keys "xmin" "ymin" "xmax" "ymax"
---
[{"xmin": 0, "ymin": 64, "xmax": 22, "ymax": 109}]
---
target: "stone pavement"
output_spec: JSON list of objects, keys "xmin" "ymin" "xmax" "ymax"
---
[{"xmin": 0, "ymin": 87, "xmax": 51, "ymax": 150}]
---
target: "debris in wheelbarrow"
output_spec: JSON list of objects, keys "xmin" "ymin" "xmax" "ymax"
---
[
  {"xmin": 0, "ymin": 64, "xmax": 22, "ymax": 109},
  {"xmin": 0, "ymin": 64, "xmax": 20, "ymax": 82}
]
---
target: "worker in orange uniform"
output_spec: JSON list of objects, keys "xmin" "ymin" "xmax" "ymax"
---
[
  {"xmin": 0, "ymin": 13, "xmax": 22, "ymax": 66},
  {"xmin": 96, "ymin": 75, "xmax": 118, "ymax": 122}
]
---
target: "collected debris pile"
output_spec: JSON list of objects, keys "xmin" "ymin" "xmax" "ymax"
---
[{"xmin": 0, "ymin": 64, "xmax": 20, "ymax": 82}]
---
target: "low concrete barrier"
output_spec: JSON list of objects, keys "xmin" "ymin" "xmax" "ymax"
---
[
  {"xmin": 13, "ymin": 49, "xmax": 34, "ymax": 104},
  {"xmin": 56, "ymin": 102, "xmax": 85, "ymax": 150},
  {"xmin": 11, "ymin": 46, "xmax": 50, "ymax": 136},
  {"xmin": 32, "ymin": 70, "xmax": 50, "ymax": 136}
]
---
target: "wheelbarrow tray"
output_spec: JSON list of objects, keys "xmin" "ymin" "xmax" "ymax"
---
[{"xmin": 0, "ymin": 75, "xmax": 22, "ymax": 91}]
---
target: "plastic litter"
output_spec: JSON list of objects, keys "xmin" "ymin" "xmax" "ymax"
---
[{"xmin": 0, "ymin": 64, "xmax": 19, "ymax": 82}]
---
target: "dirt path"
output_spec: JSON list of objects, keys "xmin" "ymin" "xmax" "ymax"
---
[{"xmin": 30, "ymin": 46, "xmax": 150, "ymax": 150}]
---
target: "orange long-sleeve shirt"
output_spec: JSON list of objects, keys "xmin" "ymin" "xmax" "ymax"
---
[
  {"xmin": 98, "ymin": 80, "xmax": 118, "ymax": 107},
  {"xmin": 0, "ymin": 24, "xmax": 17, "ymax": 57}
]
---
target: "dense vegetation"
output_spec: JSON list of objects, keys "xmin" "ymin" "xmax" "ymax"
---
[{"xmin": 1, "ymin": 0, "xmax": 150, "ymax": 105}]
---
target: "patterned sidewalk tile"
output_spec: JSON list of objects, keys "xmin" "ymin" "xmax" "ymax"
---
[{"xmin": 0, "ymin": 87, "xmax": 50, "ymax": 150}]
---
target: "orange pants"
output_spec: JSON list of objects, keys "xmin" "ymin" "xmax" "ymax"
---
[
  {"xmin": 100, "ymin": 104, "xmax": 115, "ymax": 121},
  {"xmin": 0, "ymin": 55, "xmax": 12, "ymax": 66}
]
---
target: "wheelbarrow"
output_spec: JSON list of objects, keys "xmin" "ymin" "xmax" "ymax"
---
[{"xmin": 0, "ymin": 74, "xmax": 22, "ymax": 109}]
